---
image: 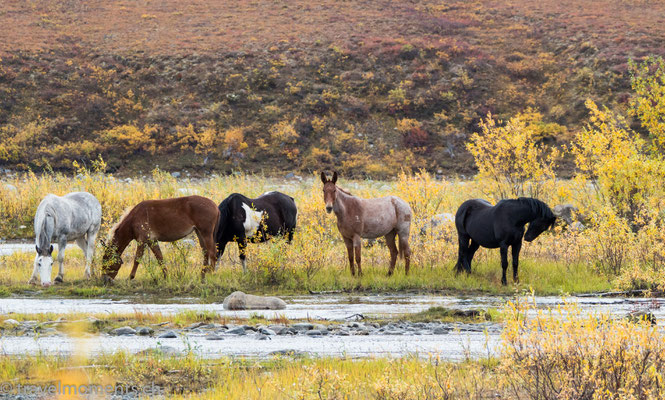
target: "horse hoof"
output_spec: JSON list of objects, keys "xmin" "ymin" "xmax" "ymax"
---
[{"xmin": 54, "ymin": 276, "xmax": 64, "ymax": 284}]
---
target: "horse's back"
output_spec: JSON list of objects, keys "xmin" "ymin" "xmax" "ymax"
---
[{"xmin": 455, "ymin": 199, "xmax": 494, "ymax": 233}]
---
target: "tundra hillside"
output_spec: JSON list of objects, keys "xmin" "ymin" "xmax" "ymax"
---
[{"xmin": 1, "ymin": 0, "xmax": 665, "ymax": 175}]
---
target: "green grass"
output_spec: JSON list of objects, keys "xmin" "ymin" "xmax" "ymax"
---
[{"xmin": 0, "ymin": 247, "xmax": 612, "ymax": 301}]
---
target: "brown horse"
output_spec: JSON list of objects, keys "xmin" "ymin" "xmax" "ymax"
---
[
  {"xmin": 101, "ymin": 195, "xmax": 219, "ymax": 281},
  {"xmin": 321, "ymin": 172, "xmax": 412, "ymax": 276}
]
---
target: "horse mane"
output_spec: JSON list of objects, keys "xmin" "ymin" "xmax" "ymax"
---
[
  {"xmin": 108, "ymin": 206, "xmax": 133, "ymax": 240},
  {"xmin": 216, "ymin": 194, "xmax": 237, "ymax": 240},
  {"xmin": 517, "ymin": 197, "xmax": 555, "ymax": 220},
  {"xmin": 337, "ymin": 186, "xmax": 352, "ymax": 196}
]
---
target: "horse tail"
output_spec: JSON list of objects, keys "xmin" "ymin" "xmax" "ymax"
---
[{"xmin": 216, "ymin": 195, "xmax": 233, "ymax": 244}]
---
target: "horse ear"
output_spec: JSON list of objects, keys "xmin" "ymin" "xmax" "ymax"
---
[
  {"xmin": 331, "ymin": 171, "xmax": 337, "ymax": 184},
  {"xmin": 35, "ymin": 245, "xmax": 40, "ymax": 253},
  {"xmin": 320, "ymin": 171, "xmax": 328, "ymax": 184}
]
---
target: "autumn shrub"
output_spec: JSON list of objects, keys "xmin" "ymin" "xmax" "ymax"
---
[
  {"xmin": 466, "ymin": 110, "xmax": 560, "ymax": 201},
  {"xmin": 501, "ymin": 299, "xmax": 665, "ymax": 400}
]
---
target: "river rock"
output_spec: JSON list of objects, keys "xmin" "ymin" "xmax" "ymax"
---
[
  {"xmin": 292, "ymin": 323, "xmax": 313, "ymax": 331},
  {"xmin": 185, "ymin": 322, "xmax": 207, "ymax": 330},
  {"xmin": 269, "ymin": 349, "xmax": 308, "ymax": 357},
  {"xmin": 136, "ymin": 326, "xmax": 154, "ymax": 336},
  {"xmin": 110, "ymin": 326, "xmax": 137, "ymax": 336},
  {"xmin": 205, "ymin": 333, "xmax": 224, "ymax": 341},
  {"xmin": 306, "ymin": 330, "xmax": 322, "ymax": 337},
  {"xmin": 158, "ymin": 330, "xmax": 178, "ymax": 338},
  {"xmin": 627, "ymin": 311, "xmax": 657, "ymax": 325},
  {"xmin": 222, "ymin": 291, "xmax": 287, "ymax": 310},
  {"xmin": 226, "ymin": 326, "xmax": 246, "ymax": 335},
  {"xmin": 259, "ymin": 327, "xmax": 276, "ymax": 336},
  {"xmin": 433, "ymin": 326, "xmax": 450, "ymax": 335},
  {"xmin": 2, "ymin": 319, "xmax": 20, "ymax": 327},
  {"xmin": 137, "ymin": 346, "xmax": 181, "ymax": 357}
]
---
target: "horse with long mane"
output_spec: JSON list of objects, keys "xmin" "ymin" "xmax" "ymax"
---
[
  {"xmin": 216, "ymin": 191, "xmax": 297, "ymax": 272},
  {"xmin": 454, "ymin": 197, "xmax": 556, "ymax": 285},
  {"xmin": 30, "ymin": 192, "xmax": 101, "ymax": 286},
  {"xmin": 321, "ymin": 172, "xmax": 412, "ymax": 276},
  {"xmin": 101, "ymin": 195, "xmax": 219, "ymax": 280}
]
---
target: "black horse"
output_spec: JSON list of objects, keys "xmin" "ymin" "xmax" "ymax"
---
[
  {"xmin": 454, "ymin": 197, "xmax": 556, "ymax": 285},
  {"xmin": 216, "ymin": 191, "xmax": 297, "ymax": 272}
]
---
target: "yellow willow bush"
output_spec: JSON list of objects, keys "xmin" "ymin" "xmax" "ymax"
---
[
  {"xmin": 500, "ymin": 299, "xmax": 665, "ymax": 400},
  {"xmin": 467, "ymin": 110, "xmax": 560, "ymax": 201},
  {"xmin": 572, "ymin": 100, "xmax": 665, "ymax": 227},
  {"xmin": 630, "ymin": 56, "xmax": 665, "ymax": 153}
]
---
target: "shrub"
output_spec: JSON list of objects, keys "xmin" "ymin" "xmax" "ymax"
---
[{"xmin": 467, "ymin": 110, "xmax": 560, "ymax": 200}]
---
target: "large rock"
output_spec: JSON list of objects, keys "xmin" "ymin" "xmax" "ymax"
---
[{"xmin": 222, "ymin": 291, "xmax": 287, "ymax": 310}]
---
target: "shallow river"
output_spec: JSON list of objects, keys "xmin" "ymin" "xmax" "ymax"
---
[{"xmin": 0, "ymin": 294, "xmax": 661, "ymax": 360}]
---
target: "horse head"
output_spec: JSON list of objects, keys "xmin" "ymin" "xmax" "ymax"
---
[
  {"xmin": 100, "ymin": 239, "xmax": 122, "ymax": 279},
  {"xmin": 34, "ymin": 244, "xmax": 54, "ymax": 287},
  {"xmin": 321, "ymin": 171, "xmax": 338, "ymax": 213},
  {"xmin": 524, "ymin": 215, "xmax": 557, "ymax": 242}
]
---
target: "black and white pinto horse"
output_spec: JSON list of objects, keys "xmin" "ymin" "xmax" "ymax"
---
[
  {"xmin": 30, "ymin": 192, "xmax": 102, "ymax": 286},
  {"xmin": 216, "ymin": 192, "xmax": 297, "ymax": 272},
  {"xmin": 454, "ymin": 197, "xmax": 556, "ymax": 285}
]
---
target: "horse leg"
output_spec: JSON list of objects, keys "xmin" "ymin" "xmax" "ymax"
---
[
  {"xmin": 500, "ymin": 244, "xmax": 509, "ymax": 286},
  {"xmin": 353, "ymin": 235, "xmax": 363, "ymax": 276},
  {"xmin": 129, "ymin": 242, "xmax": 146, "ymax": 280},
  {"xmin": 55, "ymin": 238, "xmax": 67, "ymax": 283},
  {"xmin": 397, "ymin": 231, "xmax": 411, "ymax": 275},
  {"xmin": 86, "ymin": 227, "xmax": 99, "ymax": 278},
  {"xmin": 195, "ymin": 229, "xmax": 216, "ymax": 277},
  {"xmin": 511, "ymin": 241, "xmax": 522, "ymax": 283},
  {"xmin": 455, "ymin": 234, "xmax": 470, "ymax": 275},
  {"xmin": 76, "ymin": 237, "xmax": 91, "ymax": 278},
  {"xmin": 385, "ymin": 231, "xmax": 398, "ymax": 276},
  {"xmin": 465, "ymin": 240, "xmax": 480, "ymax": 273},
  {"xmin": 343, "ymin": 237, "xmax": 356, "ymax": 276},
  {"xmin": 28, "ymin": 256, "xmax": 40, "ymax": 285},
  {"xmin": 148, "ymin": 242, "xmax": 166, "ymax": 277},
  {"xmin": 238, "ymin": 237, "xmax": 248, "ymax": 273}
]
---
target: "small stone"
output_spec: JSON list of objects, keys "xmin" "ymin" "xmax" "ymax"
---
[
  {"xmin": 185, "ymin": 322, "xmax": 207, "ymax": 330},
  {"xmin": 171, "ymin": 172, "xmax": 181, "ymax": 178},
  {"xmin": 110, "ymin": 326, "xmax": 136, "ymax": 336},
  {"xmin": 226, "ymin": 326, "xmax": 246, "ymax": 335},
  {"xmin": 292, "ymin": 323, "xmax": 313, "ymax": 331},
  {"xmin": 433, "ymin": 327, "xmax": 450, "ymax": 335},
  {"xmin": 269, "ymin": 349, "xmax": 307, "ymax": 357},
  {"xmin": 158, "ymin": 330, "xmax": 178, "ymax": 339},
  {"xmin": 256, "ymin": 334, "xmax": 270, "ymax": 340},
  {"xmin": 3, "ymin": 319, "xmax": 20, "ymax": 326},
  {"xmin": 137, "ymin": 346, "xmax": 181, "ymax": 357},
  {"xmin": 337, "ymin": 329, "xmax": 350, "ymax": 336},
  {"xmin": 260, "ymin": 328, "xmax": 276, "ymax": 336},
  {"xmin": 205, "ymin": 334, "xmax": 224, "ymax": 341},
  {"xmin": 136, "ymin": 326, "xmax": 154, "ymax": 336},
  {"xmin": 306, "ymin": 330, "xmax": 322, "ymax": 336}
]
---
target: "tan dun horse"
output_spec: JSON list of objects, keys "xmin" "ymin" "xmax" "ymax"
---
[
  {"xmin": 321, "ymin": 172, "xmax": 412, "ymax": 276},
  {"xmin": 101, "ymin": 195, "xmax": 219, "ymax": 281}
]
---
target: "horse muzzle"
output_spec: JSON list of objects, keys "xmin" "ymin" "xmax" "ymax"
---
[{"xmin": 325, "ymin": 206, "xmax": 333, "ymax": 213}]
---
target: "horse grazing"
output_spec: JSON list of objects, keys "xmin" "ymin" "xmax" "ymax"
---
[
  {"xmin": 30, "ymin": 192, "xmax": 101, "ymax": 286},
  {"xmin": 454, "ymin": 197, "xmax": 556, "ymax": 285},
  {"xmin": 101, "ymin": 195, "xmax": 219, "ymax": 281},
  {"xmin": 216, "ymin": 192, "xmax": 297, "ymax": 272},
  {"xmin": 321, "ymin": 172, "xmax": 412, "ymax": 276}
]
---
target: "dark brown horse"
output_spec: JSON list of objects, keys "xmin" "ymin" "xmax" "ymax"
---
[
  {"xmin": 101, "ymin": 195, "xmax": 219, "ymax": 281},
  {"xmin": 321, "ymin": 172, "xmax": 412, "ymax": 276}
]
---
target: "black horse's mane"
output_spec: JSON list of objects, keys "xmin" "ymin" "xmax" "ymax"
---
[{"xmin": 516, "ymin": 197, "xmax": 554, "ymax": 220}]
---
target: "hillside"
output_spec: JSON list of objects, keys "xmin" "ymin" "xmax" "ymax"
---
[{"xmin": 1, "ymin": 0, "xmax": 664, "ymax": 176}]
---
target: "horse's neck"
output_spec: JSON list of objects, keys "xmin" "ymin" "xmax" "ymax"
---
[
  {"xmin": 111, "ymin": 222, "xmax": 133, "ymax": 255},
  {"xmin": 334, "ymin": 189, "xmax": 357, "ymax": 217},
  {"xmin": 511, "ymin": 202, "xmax": 538, "ymax": 225}
]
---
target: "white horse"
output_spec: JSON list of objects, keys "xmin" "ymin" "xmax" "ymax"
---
[{"xmin": 29, "ymin": 192, "xmax": 102, "ymax": 286}]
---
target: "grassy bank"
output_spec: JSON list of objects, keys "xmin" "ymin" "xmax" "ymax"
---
[{"xmin": 0, "ymin": 247, "xmax": 610, "ymax": 299}]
